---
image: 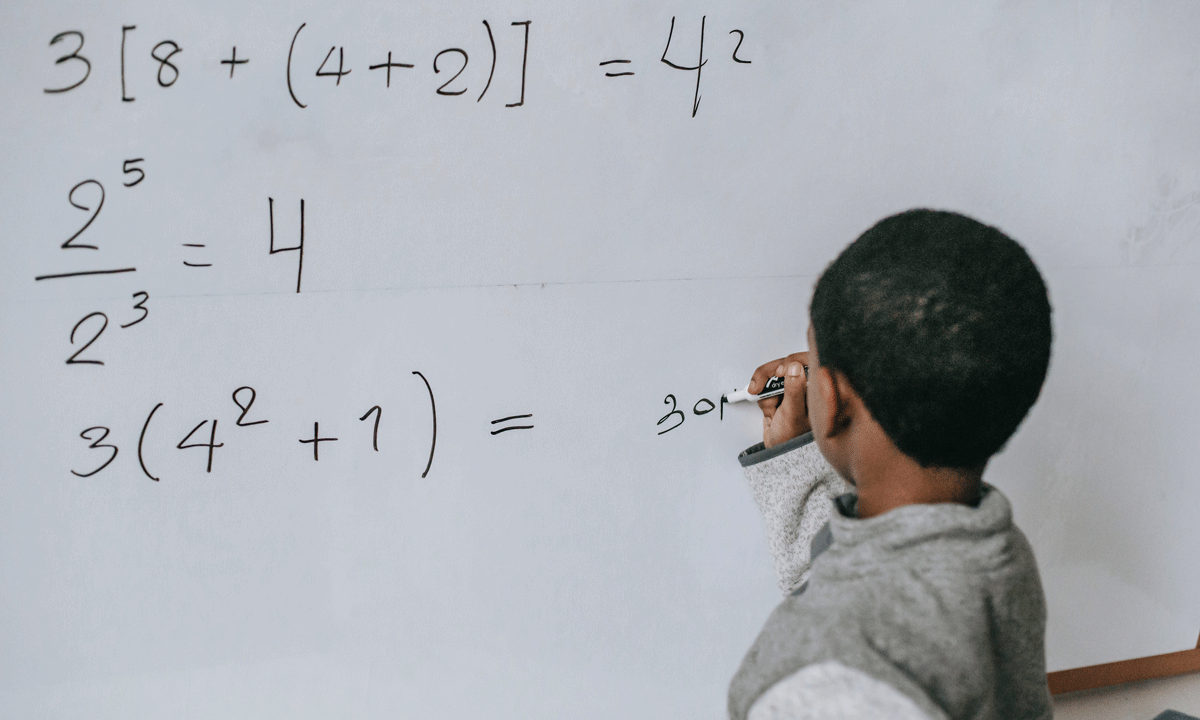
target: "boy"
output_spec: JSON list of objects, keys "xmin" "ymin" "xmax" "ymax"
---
[{"xmin": 729, "ymin": 210, "xmax": 1054, "ymax": 720}]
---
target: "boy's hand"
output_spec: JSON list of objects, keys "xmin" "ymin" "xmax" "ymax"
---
[{"xmin": 749, "ymin": 352, "xmax": 812, "ymax": 448}]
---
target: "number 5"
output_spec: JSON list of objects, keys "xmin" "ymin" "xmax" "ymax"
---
[{"xmin": 123, "ymin": 158, "xmax": 146, "ymax": 187}]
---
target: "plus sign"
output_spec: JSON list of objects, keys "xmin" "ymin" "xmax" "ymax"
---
[
  {"xmin": 368, "ymin": 51, "xmax": 414, "ymax": 88},
  {"xmin": 221, "ymin": 46, "xmax": 249, "ymax": 78},
  {"xmin": 298, "ymin": 422, "xmax": 338, "ymax": 461}
]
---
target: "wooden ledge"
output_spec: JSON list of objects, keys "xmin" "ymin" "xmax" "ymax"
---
[{"xmin": 1049, "ymin": 636, "xmax": 1200, "ymax": 695}]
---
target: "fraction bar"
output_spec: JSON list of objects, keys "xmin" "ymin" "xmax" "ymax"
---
[{"xmin": 35, "ymin": 267, "xmax": 137, "ymax": 281}]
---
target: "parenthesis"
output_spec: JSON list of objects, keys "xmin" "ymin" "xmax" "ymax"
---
[
  {"xmin": 478, "ymin": 20, "xmax": 496, "ymax": 102},
  {"xmin": 287, "ymin": 22, "xmax": 308, "ymax": 109},
  {"xmin": 412, "ymin": 371, "xmax": 436, "ymax": 478},
  {"xmin": 138, "ymin": 402, "xmax": 163, "ymax": 481}
]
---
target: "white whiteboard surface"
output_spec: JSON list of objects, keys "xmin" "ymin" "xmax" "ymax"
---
[{"xmin": 3, "ymin": 0, "xmax": 1200, "ymax": 716}]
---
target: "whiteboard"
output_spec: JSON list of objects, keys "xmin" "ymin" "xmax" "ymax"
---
[{"xmin": 3, "ymin": 1, "xmax": 1200, "ymax": 716}]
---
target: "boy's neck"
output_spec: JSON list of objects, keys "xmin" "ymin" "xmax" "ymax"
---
[
  {"xmin": 855, "ymin": 465, "xmax": 983, "ymax": 519},
  {"xmin": 847, "ymin": 425, "xmax": 984, "ymax": 519}
]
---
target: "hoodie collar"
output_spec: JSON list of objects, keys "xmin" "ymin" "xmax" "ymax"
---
[{"xmin": 828, "ymin": 484, "xmax": 1011, "ymax": 552}]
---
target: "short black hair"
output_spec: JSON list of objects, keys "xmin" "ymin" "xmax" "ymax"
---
[{"xmin": 810, "ymin": 209, "xmax": 1052, "ymax": 469}]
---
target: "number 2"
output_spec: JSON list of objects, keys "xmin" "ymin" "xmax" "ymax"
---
[
  {"xmin": 232, "ymin": 386, "xmax": 268, "ymax": 426},
  {"xmin": 67, "ymin": 312, "xmax": 107, "ymax": 365},
  {"xmin": 729, "ymin": 30, "xmax": 751, "ymax": 64},
  {"xmin": 434, "ymin": 48, "xmax": 468, "ymax": 96},
  {"xmin": 61, "ymin": 180, "xmax": 104, "ymax": 250}
]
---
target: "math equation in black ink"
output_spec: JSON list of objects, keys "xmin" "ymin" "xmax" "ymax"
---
[
  {"xmin": 34, "ymin": 161, "xmax": 147, "ymax": 282},
  {"xmin": 44, "ymin": 17, "xmax": 754, "ymax": 117},
  {"xmin": 61, "ymin": 292, "xmax": 150, "ymax": 367},
  {"xmin": 286, "ymin": 19, "xmax": 530, "ymax": 109},
  {"xmin": 70, "ymin": 375, "xmax": 446, "ymax": 481},
  {"xmin": 601, "ymin": 16, "xmax": 752, "ymax": 116}
]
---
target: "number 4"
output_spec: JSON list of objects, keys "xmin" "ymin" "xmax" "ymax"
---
[
  {"xmin": 661, "ymin": 16, "xmax": 707, "ymax": 117},
  {"xmin": 177, "ymin": 419, "xmax": 223, "ymax": 473},
  {"xmin": 317, "ymin": 46, "xmax": 351, "ymax": 85}
]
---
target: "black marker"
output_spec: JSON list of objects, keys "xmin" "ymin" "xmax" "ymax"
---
[{"xmin": 722, "ymin": 367, "xmax": 807, "ymax": 404}]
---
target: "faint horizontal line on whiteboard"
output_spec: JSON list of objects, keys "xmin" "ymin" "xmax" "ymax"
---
[
  {"xmin": 17, "ymin": 262, "xmax": 1200, "ymax": 306},
  {"xmin": 129, "ymin": 273, "xmax": 823, "ymax": 301},
  {"xmin": 5, "ymin": 274, "xmax": 818, "ymax": 307},
  {"xmin": 1045, "ymin": 260, "xmax": 1200, "ymax": 271}
]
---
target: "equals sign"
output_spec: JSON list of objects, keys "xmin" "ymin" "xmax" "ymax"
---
[
  {"xmin": 182, "ymin": 243, "xmax": 211, "ymax": 268},
  {"xmin": 491, "ymin": 413, "xmax": 534, "ymax": 435},
  {"xmin": 600, "ymin": 59, "xmax": 634, "ymax": 77}
]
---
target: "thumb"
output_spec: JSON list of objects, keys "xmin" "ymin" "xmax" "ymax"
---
[{"xmin": 774, "ymin": 362, "xmax": 809, "ymax": 435}]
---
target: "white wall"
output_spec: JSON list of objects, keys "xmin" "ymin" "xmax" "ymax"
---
[{"xmin": 1055, "ymin": 674, "xmax": 1200, "ymax": 720}]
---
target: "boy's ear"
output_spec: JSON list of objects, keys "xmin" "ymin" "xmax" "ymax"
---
[{"xmin": 815, "ymin": 365, "xmax": 854, "ymax": 439}]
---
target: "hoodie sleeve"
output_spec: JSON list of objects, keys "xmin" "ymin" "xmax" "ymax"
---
[
  {"xmin": 738, "ymin": 432, "xmax": 851, "ymax": 594},
  {"xmin": 747, "ymin": 662, "xmax": 940, "ymax": 720}
]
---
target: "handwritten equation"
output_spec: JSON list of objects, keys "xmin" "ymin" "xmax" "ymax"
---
[
  {"xmin": 42, "ymin": 16, "xmax": 751, "ymax": 117},
  {"xmin": 34, "ymin": 13, "xmax": 759, "ymax": 457},
  {"xmin": 284, "ymin": 20, "xmax": 531, "ymax": 109},
  {"xmin": 68, "ymin": 384, "xmax": 738, "ymax": 486},
  {"xmin": 36, "ymin": 180, "xmax": 304, "ymax": 366},
  {"xmin": 32, "ymin": 163, "xmax": 299, "ymax": 286},
  {"xmin": 67, "ymin": 373, "xmax": 539, "ymax": 482}
]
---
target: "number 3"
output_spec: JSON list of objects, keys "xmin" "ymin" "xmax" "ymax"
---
[
  {"xmin": 657, "ymin": 394, "xmax": 685, "ymax": 435},
  {"xmin": 71, "ymin": 426, "xmax": 118, "ymax": 477},
  {"xmin": 44, "ymin": 31, "xmax": 91, "ymax": 94},
  {"xmin": 121, "ymin": 291, "xmax": 149, "ymax": 328}
]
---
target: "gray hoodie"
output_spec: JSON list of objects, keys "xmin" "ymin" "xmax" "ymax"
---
[{"xmin": 729, "ymin": 434, "xmax": 1054, "ymax": 720}]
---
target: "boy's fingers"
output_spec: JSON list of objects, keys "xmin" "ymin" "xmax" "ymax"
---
[
  {"xmin": 748, "ymin": 352, "xmax": 810, "ymax": 394},
  {"xmin": 757, "ymin": 394, "xmax": 781, "ymax": 420},
  {"xmin": 748, "ymin": 357, "xmax": 787, "ymax": 395},
  {"xmin": 782, "ymin": 351, "xmax": 810, "ymax": 373},
  {"xmin": 774, "ymin": 362, "xmax": 809, "ymax": 433},
  {"xmin": 751, "ymin": 351, "xmax": 812, "ymax": 446}
]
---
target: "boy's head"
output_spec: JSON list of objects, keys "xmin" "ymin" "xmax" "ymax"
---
[{"xmin": 808, "ymin": 209, "xmax": 1052, "ymax": 471}]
